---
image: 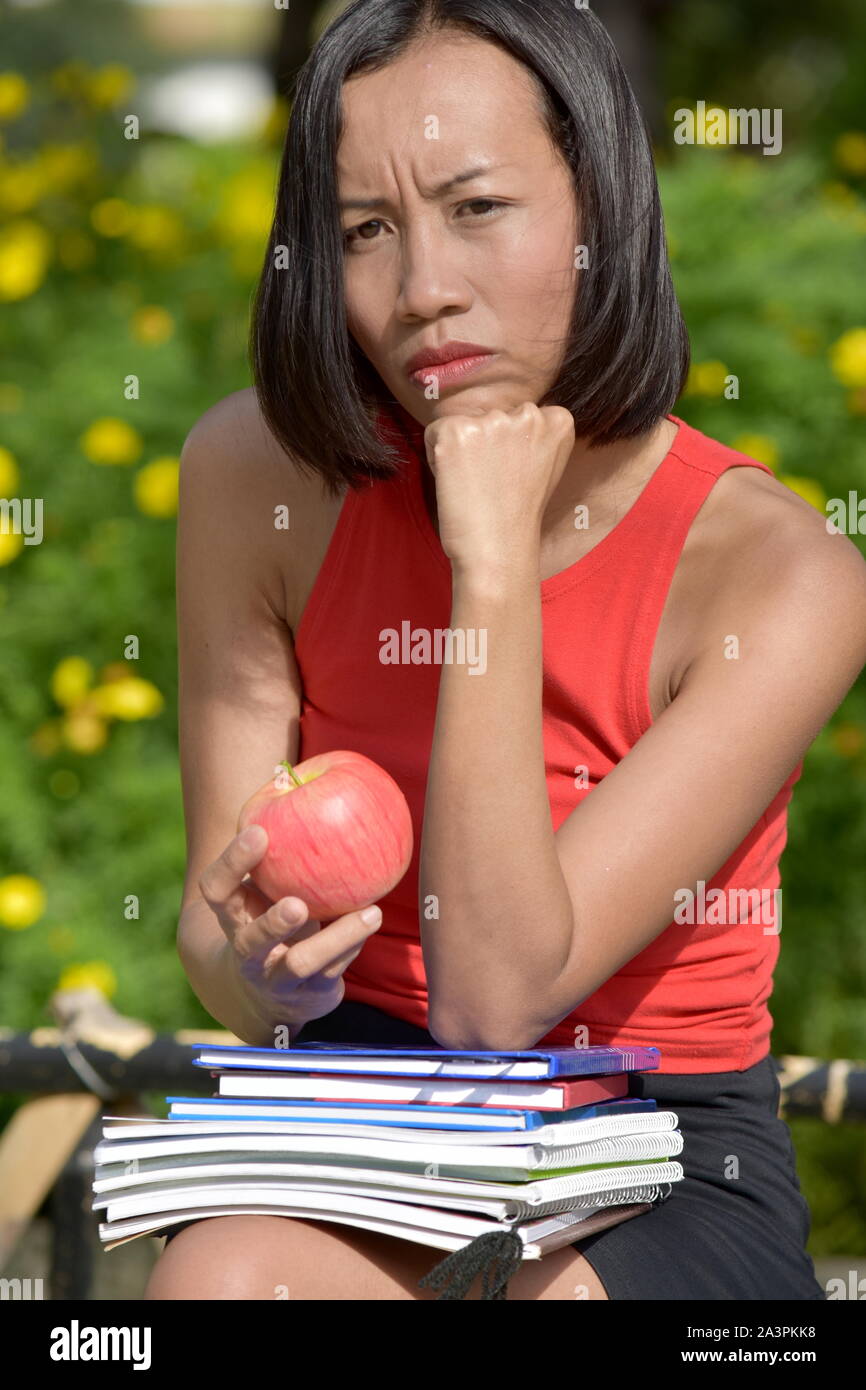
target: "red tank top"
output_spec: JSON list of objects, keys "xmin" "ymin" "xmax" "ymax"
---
[{"xmin": 294, "ymin": 404, "xmax": 803, "ymax": 1072}]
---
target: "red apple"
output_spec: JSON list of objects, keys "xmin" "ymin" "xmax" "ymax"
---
[{"xmin": 236, "ymin": 750, "xmax": 413, "ymax": 920}]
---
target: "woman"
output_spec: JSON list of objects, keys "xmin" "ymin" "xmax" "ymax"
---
[{"xmin": 146, "ymin": 0, "xmax": 866, "ymax": 1300}]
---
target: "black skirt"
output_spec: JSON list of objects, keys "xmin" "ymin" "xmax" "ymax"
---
[{"xmin": 159, "ymin": 999, "xmax": 826, "ymax": 1300}]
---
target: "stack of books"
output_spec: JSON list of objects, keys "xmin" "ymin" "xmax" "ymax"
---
[{"xmin": 93, "ymin": 1040, "xmax": 683, "ymax": 1273}]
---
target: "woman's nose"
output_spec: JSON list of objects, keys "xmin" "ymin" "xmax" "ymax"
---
[{"xmin": 394, "ymin": 222, "xmax": 473, "ymax": 320}]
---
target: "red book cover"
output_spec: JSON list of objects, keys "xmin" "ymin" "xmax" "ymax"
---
[{"xmin": 292, "ymin": 1071, "xmax": 630, "ymax": 1110}]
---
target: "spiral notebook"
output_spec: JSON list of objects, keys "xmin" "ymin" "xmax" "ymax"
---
[
  {"xmin": 94, "ymin": 1038, "xmax": 683, "ymax": 1269},
  {"xmin": 98, "ymin": 1197, "xmax": 657, "ymax": 1259}
]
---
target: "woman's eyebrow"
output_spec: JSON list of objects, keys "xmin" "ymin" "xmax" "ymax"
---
[{"xmin": 338, "ymin": 163, "xmax": 506, "ymax": 212}]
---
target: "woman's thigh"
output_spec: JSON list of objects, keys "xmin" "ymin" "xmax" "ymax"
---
[
  {"xmin": 570, "ymin": 1055, "xmax": 826, "ymax": 1301},
  {"xmin": 144, "ymin": 1213, "xmax": 609, "ymax": 1301}
]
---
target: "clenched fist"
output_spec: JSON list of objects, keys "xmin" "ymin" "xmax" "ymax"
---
[{"xmin": 422, "ymin": 402, "xmax": 575, "ymax": 574}]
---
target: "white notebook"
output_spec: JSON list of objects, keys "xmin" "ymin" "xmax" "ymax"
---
[
  {"xmin": 103, "ymin": 1107, "xmax": 679, "ymax": 1148},
  {"xmin": 95, "ymin": 1126, "xmax": 683, "ymax": 1181},
  {"xmin": 96, "ymin": 1163, "xmax": 682, "ymax": 1224},
  {"xmin": 97, "ymin": 1186, "xmax": 669, "ymax": 1259},
  {"xmin": 93, "ymin": 1143, "xmax": 684, "ymax": 1218}
]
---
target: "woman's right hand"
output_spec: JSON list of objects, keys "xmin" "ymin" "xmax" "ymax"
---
[{"xmin": 197, "ymin": 824, "xmax": 383, "ymax": 1041}]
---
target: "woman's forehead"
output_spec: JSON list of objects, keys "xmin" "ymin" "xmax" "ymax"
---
[
  {"xmin": 337, "ymin": 41, "xmax": 550, "ymax": 188},
  {"xmin": 339, "ymin": 33, "xmax": 542, "ymax": 134}
]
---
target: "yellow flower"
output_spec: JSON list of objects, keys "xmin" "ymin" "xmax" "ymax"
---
[
  {"xmin": 0, "ymin": 443, "xmax": 19, "ymax": 494},
  {"xmin": 829, "ymin": 328, "xmax": 866, "ymax": 388},
  {"xmin": 685, "ymin": 360, "xmax": 730, "ymax": 396},
  {"xmin": 79, "ymin": 417, "xmax": 143, "ymax": 465},
  {"xmin": 0, "ymin": 218, "xmax": 51, "ymax": 301},
  {"xmin": 37, "ymin": 142, "xmax": 100, "ymax": 193},
  {"xmin": 85, "ymin": 64, "xmax": 134, "ymax": 109},
  {"xmin": 0, "ymin": 526, "xmax": 23, "ymax": 565},
  {"xmin": 0, "ymin": 158, "xmax": 45, "ymax": 214},
  {"xmin": 216, "ymin": 162, "xmax": 276, "ymax": 247},
  {"xmin": 126, "ymin": 204, "xmax": 186, "ymax": 259},
  {"xmin": 91, "ymin": 676, "xmax": 164, "ymax": 721},
  {"xmin": 834, "ymin": 132, "xmax": 866, "ymax": 178},
  {"xmin": 57, "ymin": 960, "xmax": 117, "ymax": 998},
  {"xmin": 61, "ymin": 708, "xmax": 109, "ymax": 753},
  {"xmin": 30, "ymin": 720, "xmax": 62, "ymax": 757},
  {"xmin": 90, "ymin": 198, "xmax": 134, "ymax": 237},
  {"xmin": 777, "ymin": 475, "xmax": 828, "ymax": 512},
  {"xmin": 134, "ymin": 456, "xmax": 179, "ymax": 518},
  {"xmin": 0, "ymin": 73, "xmax": 30, "ymax": 121},
  {"xmin": 131, "ymin": 305, "xmax": 174, "ymax": 344},
  {"xmin": 0, "ymin": 874, "xmax": 46, "ymax": 929},
  {"xmin": 732, "ymin": 434, "xmax": 780, "ymax": 470},
  {"xmin": 51, "ymin": 655, "xmax": 94, "ymax": 707}
]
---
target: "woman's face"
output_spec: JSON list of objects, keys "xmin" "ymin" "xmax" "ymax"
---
[{"xmin": 337, "ymin": 32, "xmax": 580, "ymax": 422}]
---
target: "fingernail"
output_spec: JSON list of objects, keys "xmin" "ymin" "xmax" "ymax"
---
[
  {"xmin": 240, "ymin": 826, "xmax": 266, "ymax": 851},
  {"xmin": 360, "ymin": 906, "xmax": 382, "ymax": 926}
]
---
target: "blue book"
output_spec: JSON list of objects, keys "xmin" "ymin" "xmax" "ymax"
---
[
  {"xmin": 191, "ymin": 1042, "xmax": 661, "ymax": 1081},
  {"xmin": 164, "ymin": 1094, "xmax": 659, "ymax": 1133}
]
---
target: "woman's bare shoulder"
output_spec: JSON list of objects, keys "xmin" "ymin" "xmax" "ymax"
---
[
  {"xmin": 179, "ymin": 387, "xmax": 322, "ymax": 627},
  {"xmin": 685, "ymin": 461, "xmax": 866, "ymax": 671},
  {"xmin": 181, "ymin": 386, "xmax": 305, "ymax": 484},
  {"xmin": 697, "ymin": 462, "xmax": 866, "ymax": 585}
]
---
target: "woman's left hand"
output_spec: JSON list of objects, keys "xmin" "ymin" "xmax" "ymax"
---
[{"xmin": 422, "ymin": 401, "xmax": 575, "ymax": 574}]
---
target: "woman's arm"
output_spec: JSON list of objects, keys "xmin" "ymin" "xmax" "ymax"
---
[
  {"xmin": 421, "ymin": 441, "xmax": 866, "ymax": 1051},
  {"xmin": 178, "ymin": 897, "xmax": 288, "ymax": 1048},
  {"xmin": 174, "ymin": 389, "xmax": 308, "ymax": 1042},
  {"xmin": 420, "ymin": 560, "xmax": 574, "ymax": 1049}
]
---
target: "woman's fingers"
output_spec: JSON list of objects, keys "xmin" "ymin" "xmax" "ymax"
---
[
  {"xmin": 198, "ymin": 827, "xmax": 383, "ymax": 1002},
  {"xmin": 261, "ymin": 907, "xmax": 383, "ymax": 985},
  {"xmin": 317, "ymin": 940, "xmax": 369, "ymax": 981},
  {"xmin": 232, "ymin": 893, "xmax": 315, "ymax": 965},
  {"xmin": 198, "ymin": 830, "xmax": 314, "ymax": 964},
  {"xmin": 198, "ymin": 827, "xmax": 270, "ymax": 925}
]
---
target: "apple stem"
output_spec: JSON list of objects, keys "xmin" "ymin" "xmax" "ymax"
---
[{"xmin": 280, "ymin": 760, "xmax": 304, "ymax": 788}]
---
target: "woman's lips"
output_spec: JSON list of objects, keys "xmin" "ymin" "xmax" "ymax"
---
[{"xmin": 408, "ymin": 352, "xmax": 498, "ymax": 387}]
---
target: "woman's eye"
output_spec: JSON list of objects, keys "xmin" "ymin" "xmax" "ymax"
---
[
  {"xmin": 344, "ymin": 220, "xmax": 382, "ymax": 246},
  {"xmin": 344, "ymin": 200, "xmax": 505, "ymax": 249},
  {"xmin": 458, "ymin": 199, "xmax": 502, "ymax": 219}
]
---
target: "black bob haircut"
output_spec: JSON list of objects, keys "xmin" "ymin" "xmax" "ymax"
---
[{"xmin": 250, "ymin": 0, "xmax": 690, "ymax": 497}]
